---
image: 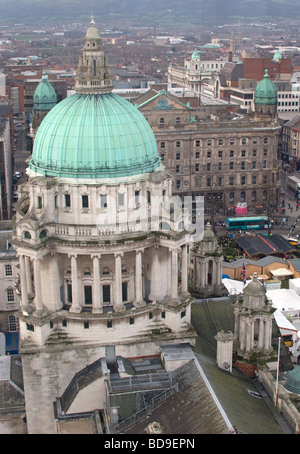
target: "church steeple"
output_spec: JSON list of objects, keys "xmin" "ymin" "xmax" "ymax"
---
[{"xmin": 75, "ymin": 17, "xmax": 113, "ymax": 95}]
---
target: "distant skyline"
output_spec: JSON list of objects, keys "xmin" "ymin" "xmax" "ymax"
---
[{"xmin": 1, "ymin": 0, "xmax": 300, "ymax": 27}]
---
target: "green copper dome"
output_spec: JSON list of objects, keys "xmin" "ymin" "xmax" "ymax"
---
[
  {"xmin": 191, "ymin": 49, "xmax": 200, "ymax": 60},
  {"xmin": 254, "ymin": 69, "xmax": 277, "ymax": 106},
  {"xmin": 284, "ymin": 366, "xmax": 300, "ymax": 394},
  {"xmin": 29, "ymin": 92, "xmax": 161, "ymax": 179},
  {"xmin": 273, "ymin": 49, "xmax": 282, "ymax": 61},
  {"xmin": 33, "ymin": 74, "xmax": 57, "ymax": 112}
]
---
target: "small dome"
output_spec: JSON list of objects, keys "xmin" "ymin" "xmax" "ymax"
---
[
  {"xmin": 273, "ymin": 49, "xmax": 282, "ymax": 61},
  {"xmin": 191, "ymin": 49, "xmax": 200, "ymax": 60},
  {"xmin": 254, "ymin": 69, "xmax": 277, "ymax": 106},
  {"xmin": 284, "ymin": 366, "xmax": 300, "ymax": 394},
  {"xmin": 243, "ymin": 273, "xmax": 266, "ymax": 297},
  {"xmin": 33, "ymin": 74, "xmax": 57, "ymax": 112},
  {"xmin": 84, "ymin": 16, "xmax": 101, "ymax": 40},
  {"xmin": 202, "ymin": 222, "xmax": 216, "ymax": 241}
]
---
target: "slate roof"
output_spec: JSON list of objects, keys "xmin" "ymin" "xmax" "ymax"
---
[
  {"xmin": 223, "ymin": 256, "xmax": 287, "ymax": 269},
  {"xmin": 236, "ymin": 234, "xmax": 296, "ymax": 257}
]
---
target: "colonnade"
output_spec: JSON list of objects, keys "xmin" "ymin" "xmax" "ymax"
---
[
  {"xmin": 235, "ymin": 312, "xmax": 273, "ymax": 354},
  {"xmin": 18, "ymin": 244, "xmax": 189, "ymax": 316},
  {"xmin": 193, "ymin": 256, "xmax": 222, "ymax": 288}
]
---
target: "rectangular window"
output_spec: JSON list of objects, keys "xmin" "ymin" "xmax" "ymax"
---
[
  {"xmin": 147, "ymin": 190, "xmax": 151, "ymax": 204},
  {"xmin": 176, "ymin": 152, "xmax": 180, "ymax": 160},
  {"xmin": 195, "ymin": 164, "xmax": 199, "ymax": 172},
  {"xmin": 100, "ymin": 194, "xmax": 107, "ymax": 208},
  {"xmin": 118, "ymin": 193, "xmax": 124, "ymax": 206},
  {"xmin": 62, "ymin": 319, "xmax": 67, "ymax": 327},
  {"xmin": 107, "ymin": 320, "xmax": 112, "ymax": 328},
  {"xmin": 37, "ymin": 196, "xmax": 42, "ymax": 209},
  {"xmin": 176, "ymin": 141, "xmax": 181, "ymax": 148},
  {"xmin": 176, "ymin": 165, "xmax": 180, "ymax": 173},
  {"xmin": 160, "ymin": 141, "xmax": 165, "ymax": 149},
  {"xmin": 230, "ymin": 162, "xmax": 234, "ymax": 170},
  {"xmin": 26, "ymin": 323, "xmax": 34, "ymax": 332},
  {"xmin": 135, "ymin": 190, "xmax": 140, "ymax": 204},
  {"xmin": 252, "ymin": 161, "xmax": 256, "ymax": 169},
  {"xmin": 82, "ymin": 195, "xmax": 89, "ymax": 208},
  {"xmin": 122, "ymin": 282, "xmax": 127, "ymax": 302},
  {"xmin": 195, "ymin": 151, "xmax": 200, "ymax": 159},
  {"xmin": 207, "ymin": 163, "xmax": 211, "ymax": 171},
  {"xmin": 241, "ymin": 162, "xmax": 245, "ymax": 170},
  {"xmin": 241, "ymin": 176, "xmax": 246, "ymax": 185},
  {"xmin": 195, "ymin": 140, "xmax": 200, "ymax": 147},
  {"xmin": 218, "ymin": 150, "xmax": 222, "ymax": 158},
  {"xmin": 230, "ymin": 150, "xmax": 234, "ymax": 157},
  {"xmin": 103, "ymin": 285, "xmax": 111, "ymax": 303},
  {"xmin": 84, "ymin": 321, "xmax": 89, "ymax": 329},
  {"xmin": 7, "ymin": 288, "xmax": 14, "ymax": 302},
  {"xmin": 129, "ymin": 316, "xmax": 134, "ymax": 325},
  {"xmin": 252, "ymin": 175, "xmax": 257, "ymax": 185},
  {"xmin": 65, "ymin": 194, "xmax": 71, "ymax": 207},
  {"xmin": 229, "ymin": 177, "xmax": 234, "ymax": 186},
  {"xmin": 84, "ymin": 285, "xmax": 93, "ymax": 305},
  {"xmin": 67, "ymin": 284, "xmax": 72, "ymax": 303}
]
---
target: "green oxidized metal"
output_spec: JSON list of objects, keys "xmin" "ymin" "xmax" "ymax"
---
[
  {"xmin": 30, "ymin": 92, "xmax": 161, "ymax": 179},
  {"xmin": 254, "ymin": 69, "xmax": 277, "ymax": 106},
  {"xmin": 33, "ymin": 74, "xmax": 57, "ymax": 112}
]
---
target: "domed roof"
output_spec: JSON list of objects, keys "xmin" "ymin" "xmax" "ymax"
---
[
  {"xmin": 33, "ymin": 73, "xmax": 57, "ymax": 112},
  {"xmin": 84, "ymin": 16, "xmax": 101, "ymax": 41},
  {"xmin": 29, "ymin": 18, "xmax": 161, "ymax": 180},
  {"xmin": 191, "ymin": 49, "xmax": 200, "ymax": 60},
  {"xmin": 273, "ymin": 49, "xmax": 282, "ymax": 61},
  {"xmin": 284, "ymin": 366, "xmax": 300, "ymax": 394},
  {"xmin": 29, "ymin": 92, "xmax": 161, "ymax": 179},
  {"xmin": 243, "ymin": 273, "xmax": 266, "ymax": 297},
  {"xmin": 254, "ymin": 69, "xmax": 277, "ymax": 106}
]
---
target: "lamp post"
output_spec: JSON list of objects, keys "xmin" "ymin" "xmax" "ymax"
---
[{"xmin": 275, "ymin": 336, "xmax": 281, "ymax": 406}]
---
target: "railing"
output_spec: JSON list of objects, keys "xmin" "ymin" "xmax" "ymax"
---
[{"xmin": 114, "ymin": 383, "xmax": 179, "ymax": 433}]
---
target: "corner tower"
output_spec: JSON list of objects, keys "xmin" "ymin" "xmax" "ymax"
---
[{"xmin": 13, "ymin": 18, "xmax": 195, "ymax": 434}]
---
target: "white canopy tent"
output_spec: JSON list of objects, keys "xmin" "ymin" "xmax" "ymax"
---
[
  {"xmin": 222, "ymin": 278, "xmax": 251, "ymax": 295},
  {"xmin": 289, "ymin": 278, "xmax": 300, "ymax": 296},
  {"xmin": 266, "ymin": 289, "xmax": 300, "ymax": 316},
  {"xmin": 273, "ymin": 309, "xmax": 298, "ymax": 340}
]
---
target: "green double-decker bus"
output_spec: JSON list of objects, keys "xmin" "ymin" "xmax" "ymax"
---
[{"xmin": 226, "ymin": 216, "xmax": 270, "ymax": 231}]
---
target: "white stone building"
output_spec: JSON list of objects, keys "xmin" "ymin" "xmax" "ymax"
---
[{"xmin": 12, "ymin": 18, "xmax": 196, "ymax": 434}]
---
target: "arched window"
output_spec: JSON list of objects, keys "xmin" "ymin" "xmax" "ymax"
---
[
  {"xmin": 176, "ymin": 117, "xmax": 181, "ymax": 124},
  {"xmin": 5, "ymin": 264, "xmax": 12, "ymax": 276},
  {"xmin": 39, "ymin": 229, "xmax": 47, "ymax": 239},
  {"xmin": 160, "ymin": 117, "xmax": 165, "ymax": 125},
  {"xmin": 24, "ymin": 231, "xmax": 31, "ymax": 239}
]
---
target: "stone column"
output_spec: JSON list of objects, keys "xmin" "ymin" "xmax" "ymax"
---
[
  {"xmin": 25, "ymin": 256, "xmax": 33, "ymax": 296},
  {"xmin": 245, "ymin": 321, "xmax": 251, "ymax": 352},
  {"xmin": 149, "ymin": 245, "xmax": 160, "ymax": 302},
  {"xmin": 168, "ymin": 248, "xmax": 179, "ymax": 307},
  {"xmin": 239, "ymin": 317, "xmax": 246, "ymax": 351},
  {"xmin": 134, "ymin": 249, "xmax": 145, "ymax": 308},
  {"xmin": 258, "ymin": 318, "xmax": 265, "ymax": 350},
  {"xmin": 69, "ymin": 254, "xmax": 81, "ymax": 313},
  {"xmin": 171, "ymin": 248, "xmax": 178, "ymax": 300},
  {"xmin": 92, "ymin": 254, "xmax": 103, "ymax": 314},
  {"xmin": 33, "ymin": 257, "xmax": 45, "ymax": 317},
  {"xmin": 19, "ymin": 255, "xmax": 29, "ymax": 312},
  {"xmin": 114, "ymin": 252, "xmax": 125, "ymax": 312},
  {"xmin": 181, "ymin": 244, "xmax": 189, "ymax": 297}
]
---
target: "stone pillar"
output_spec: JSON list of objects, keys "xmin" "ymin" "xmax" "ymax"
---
[
  {"xmin": 149, "ymin": 245, "xmax": 160, "ymax": 302},
  {"xmin": 181, "ymin": 244, "xmax": 189, "ymax": 297},
  {"xmin": 19, "ymin": 255, "xmax": 29, "ymax": 312},
  {"xmin": 134, "ymin": 249, "xmax": 145, "ymax": 308},
  {"xmin": 258, "ymin": 318, "xmax": 264, "ymax": 349},
  {"xmin": 171, "ymin": 248, "xmax": 178, "ymax": 300},
  {"xmin": 114, "ymin": 252, "xmax": 125, "ymax": 312},
  {"xmin": 25, "ymin": 256, "xmax": 33, "ymax": 296},
  {"xmin": 33, "ymin": 257, "xmax": 45, "ymax": 317},
  {"xmin": 69, "ymin": 254, "xmax": 81, "ymax": 313},
  {"xmin": 168, "ymin": 247, "xmax": 179, "ymax": 307},
  {"xmin": 215, "ymin": 330, "xmax": 234, "ymax": 373},
  {"xmin": 245, "ymin": 321, "xmax": 251, "ymax": 352},
  {"xmin": 92, "ymin": 254, "xmax": 103, "ymax": 314},
  {"xmin": 239, "ymin": 318, "xmax": 246, "ymax": 351}
]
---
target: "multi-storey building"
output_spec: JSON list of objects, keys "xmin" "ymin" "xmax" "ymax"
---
[
  {"xmin": 137, "ymin": 70, "xmax": 281, "ymax": 212},
  {"xmin": 13, "ymin": 18, "xmax": 195, "ymax": 434}
]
